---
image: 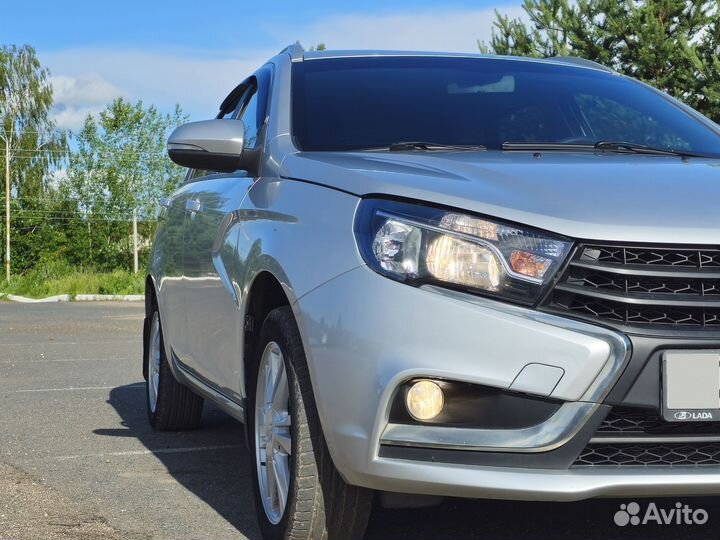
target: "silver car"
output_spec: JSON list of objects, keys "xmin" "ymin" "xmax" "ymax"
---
[{"xmin": 144, "ymin": 44, "xmax": 720, "ymax": 539}]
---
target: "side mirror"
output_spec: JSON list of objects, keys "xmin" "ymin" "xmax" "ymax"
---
[{"xmin": 167, "ymin": 119, "xmax": 247, "ymax": 173}]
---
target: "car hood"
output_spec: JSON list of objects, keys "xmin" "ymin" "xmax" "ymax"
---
[{"xmin": 282, "ymin": 150, "xmax": 720, "ymax": 244}]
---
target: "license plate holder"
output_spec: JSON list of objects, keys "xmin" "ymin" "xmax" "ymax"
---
[{"xmin": 663, "ymin": 351, "xmax": 720, "ymax": 422}]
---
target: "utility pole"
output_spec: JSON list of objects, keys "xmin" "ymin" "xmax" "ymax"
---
[
  {"xmin": 1, "ymin": 136, "xmax": 50, "ymax": 282},
  {"xmin": 132, "ymin": 207, "xmax": 139, "ymax": 274},
  {"xmin": 4, "ymin": 137, "xmax": 10, "ymax": 282}
]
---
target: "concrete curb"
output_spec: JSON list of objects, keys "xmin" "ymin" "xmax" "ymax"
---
[{"xmin": 1, "ymin": 294, "xmax": 144, "ymax": 303}]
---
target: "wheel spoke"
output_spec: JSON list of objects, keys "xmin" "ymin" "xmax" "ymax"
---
[
  {"xmin": 274, "ymin": 453, "xmax": 289, "ymax": 510},
  {"xmin": 273, "ymin": 430, "xmax": 292, "ymax": 455},
  {"xmin": 266, "ymin": 453, "xmax": 277, "ymax": 504},
  {"xmin": 273, "ymin": 411, "xmax": 291, "ymax": 427},
  {"xmin": 271, "ymin": 367, "xmax": 289, "ymax": 413},
  {"xmin": 264, "ymin": 361, "xmax": 275, "ymax": 407}
]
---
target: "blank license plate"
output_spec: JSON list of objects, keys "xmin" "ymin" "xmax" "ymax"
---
[{"xmin": 663, "ymin": 351, "xmax": 720, "ymax": 422}]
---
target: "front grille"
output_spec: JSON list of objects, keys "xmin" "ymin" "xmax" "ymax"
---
[
  {"xmin": 598, "ymin": 407, "xmax": 720, "ymax": 435},
  {"xmin": 574, "ymin": 443, "xmax": 720, "ymax": 467},
  {"xmin": 545, "ymin": 244, "xmax": 720, "ymax": 330},
  {"xmin": 583, "ymin": 245, "xmax": 720, "ymax": 268},
  {"xmin": 573, "ymin": 407, "xmax": 720, "ymax": 467}
]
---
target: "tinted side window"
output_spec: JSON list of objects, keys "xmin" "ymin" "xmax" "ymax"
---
[{"xmin": 237, "ymin": 86, "xmax": 261, "ymax": 150}]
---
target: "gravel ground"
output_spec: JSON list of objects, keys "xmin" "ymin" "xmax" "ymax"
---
[
  {"xmin": 0, "ymin": 463, "xmax": 140, "ymax": 540},
  {"xmin": 0, "ymin": 302, "xmax": 718, "ymax": 540}
]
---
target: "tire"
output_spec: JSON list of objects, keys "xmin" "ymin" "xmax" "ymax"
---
[
  {"xmin": 249, "ymin": 306, "xmax": 372, "ymax": 540},
  {"xmin": 145, "ymin": 307, "xmax": 204, "ymax": 430}
]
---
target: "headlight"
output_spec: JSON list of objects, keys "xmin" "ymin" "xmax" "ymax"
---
[{"xmin": 354, "ymin": 199, "xmax": 572, "ymax": 304}]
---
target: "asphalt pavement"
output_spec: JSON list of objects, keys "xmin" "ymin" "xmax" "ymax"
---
[{"xmin": 0, "ymin": 302, "xmax": 718, "ymax": 539}]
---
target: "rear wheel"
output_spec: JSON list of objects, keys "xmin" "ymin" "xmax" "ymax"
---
[
  {"xmin": 145, "ymin": 308, "xmax": 204, "ymax": 430},
  {"xmin": 249, "ymin": 307, "xmax": 372, "ymax": 540}
]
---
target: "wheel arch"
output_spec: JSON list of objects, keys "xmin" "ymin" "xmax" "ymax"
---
[
  {"xmin": 240, "ymin": 270, "xmax": 295, "ymax": 445},
  {"xmin": 243, "ymin": 271, "xmax": 293, "ymax": 391}
]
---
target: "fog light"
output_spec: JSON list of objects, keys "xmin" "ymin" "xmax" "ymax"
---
[{"xmin": 405, "ymin": 380, "xmax": 444, "ymax": 421}]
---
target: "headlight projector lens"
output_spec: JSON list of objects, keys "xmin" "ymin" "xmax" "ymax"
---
[{"xmin": 405, "ymin": 380, "xmax": 445, "ymax": 421}]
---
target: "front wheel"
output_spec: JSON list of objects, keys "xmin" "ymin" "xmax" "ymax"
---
[{"xmin": 249, "ymin": 307, "xmax": 372, "ymax": 540}]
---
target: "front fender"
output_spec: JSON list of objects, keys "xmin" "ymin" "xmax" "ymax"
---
[{"xmin": 235, "ymin": 178, "xmax": 363, "ymax": 317}]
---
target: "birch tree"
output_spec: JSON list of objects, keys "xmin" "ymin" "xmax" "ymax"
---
[{"xmin": 0, "ymin": 44, "xmax": 65, "ymax": 280}]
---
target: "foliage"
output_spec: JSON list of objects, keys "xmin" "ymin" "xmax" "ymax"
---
[
  {"xmin": 62, "ymin": 98, "xmax": 185, "ymax": 271},
  {"xmin": 0, "ymin": 260, "xmax": 144, "ymax": 298},
  {"xmin": 0, "ymin": 47, "xmax": 183, "ymax": 279},
  {"xmin": 0, "ymin": 44, "xmax": 67, "ymax": 279},
  {"xmin": 68, "ymin": 98, "xmax": 186, "ymax": 219},
  {"xmin": 479, "ymin": 0, "xmax": 720, "ymax": 123}
]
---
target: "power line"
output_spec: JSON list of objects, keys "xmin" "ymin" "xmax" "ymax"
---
[
  {"xmin": 12, "ymin": 212, "xmax": 139, "ymax": 218},
  {"xmin": 9, "ymin": 150, "xmax": 171, "ymax": 157},
  {"xmin": 0, "ymin": 129, "xmax": 71, "ymax": 135}
]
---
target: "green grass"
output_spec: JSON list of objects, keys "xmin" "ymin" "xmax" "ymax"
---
[{"xmin": 0, "ymin": 261, "xmax": 144, "ymax": 299}]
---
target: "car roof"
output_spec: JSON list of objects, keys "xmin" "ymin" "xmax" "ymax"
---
[{"xmin": 296, "ymin": 48, "xmax": 614, "ymax": 74}]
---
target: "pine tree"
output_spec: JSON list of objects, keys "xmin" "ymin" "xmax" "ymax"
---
[{"xmin": 479, "ymin": 0, "xmax": 720, "ymax": 123}]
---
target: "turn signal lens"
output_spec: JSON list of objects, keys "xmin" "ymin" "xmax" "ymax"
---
[
  {"xmin": 405, "ymin": 380, "xmax": 445, "ymax": 421},
  {"xmin": 509, "ymin": 250, "xmax": 552, "ymax": 279},
  {"xmin": 426, "ymin": 236, "xmax": 501, "ymax": 290}
]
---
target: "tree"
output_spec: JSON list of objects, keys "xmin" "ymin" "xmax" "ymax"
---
[
  {"xmin": 479, "ymin": 0, "xmax": 720, "ymax": 123},
  {"xmin": 0, "ymin": 44, "xmax": 66, "ymax": 281},
  {"xmin": 297, "ymin": 40, "xmax": 327, "ymax": 52},
  {"xmin": 66, "ymin": 98, "xmax": 186, "ymax": 271}
]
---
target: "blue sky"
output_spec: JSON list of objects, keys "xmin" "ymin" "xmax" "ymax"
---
[{"xmin": 4, "ymin": 0, "xmax": 524, "ymax": 129}]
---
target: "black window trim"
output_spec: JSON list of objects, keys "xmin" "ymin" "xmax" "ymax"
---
[{"xmin": 184, "ymin": 63, "xmax": 274, "ymax": 183}]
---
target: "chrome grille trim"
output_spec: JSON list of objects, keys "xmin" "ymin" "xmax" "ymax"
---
[{"xmin": 546, "ymin": 243, "xmax": 720, "ymax": 329}]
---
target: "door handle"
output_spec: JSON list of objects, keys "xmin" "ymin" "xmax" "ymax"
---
[{"xmin": 186, "ymin": 199, "xmax": 204, "ymax": 213}]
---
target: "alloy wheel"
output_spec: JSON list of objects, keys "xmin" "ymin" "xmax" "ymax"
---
[
  {"xmin": 254, "ymin": 341, "xmax": 292, "ymax": 524},
  {"xmin": 147, "ymin": 313, "xmax": 161, "ymax": 413}
]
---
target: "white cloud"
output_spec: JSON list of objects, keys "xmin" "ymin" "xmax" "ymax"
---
[
  {"xmin": 52, "ymin": 73, "xmax": 126, "ymax": 106},
  {"xmin": 51, "ymin": 104, "xmax": 106, "ymax": 132},
  {"xmin": 286, "ymin": 5, "xmax": 526, "ymax": 52},
  {"xmin": 40, "ymin": 5, "xmax": 527, "ymax": 130},
  {"xmin": 42, "ymin": 48, "xmax": 275, "ymax": 129},
  {"xmin": 50, "ymin": 73, "xmax": 127, "ymax": 131}
]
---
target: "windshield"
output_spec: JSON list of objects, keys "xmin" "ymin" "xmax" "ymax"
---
[{"xmin": 291, "ymin": 56, "xmax": 720, "ymax": 157}]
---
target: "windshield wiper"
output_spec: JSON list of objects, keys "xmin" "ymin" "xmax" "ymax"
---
[
  {"xmin": 502, "ymin": 142, "xmax": 595, "ymax": 152},
  {"xmin": 593, "ymin": 140, "xmax": 703, "ymax": 157},
  {"xmin": 502, "ymin": 140, "xmax": 704, "ymax": 157},
  {"xmin": 387, "ymin": 141, "xmax": 487, "ymax": 152}
]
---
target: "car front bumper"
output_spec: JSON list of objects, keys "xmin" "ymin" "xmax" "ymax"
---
[
  {"xmin": 343, "ymin": 457, "xmax": 720, "ymax": 501},
  {"xmin": 293, "ymin": 265, "xmax": 720, "ymax": 500}
]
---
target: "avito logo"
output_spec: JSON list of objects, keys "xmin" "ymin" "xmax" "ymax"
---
[{"xmin": 614, "ymin": 501, "xmax": 708, "ymax": 527}]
